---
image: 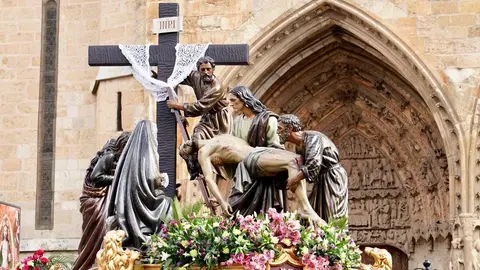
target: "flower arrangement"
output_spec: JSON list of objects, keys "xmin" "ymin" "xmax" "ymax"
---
[
  {"xmin": 16, "ymin": 250, "xmax": 73, "ymax": 270},
  {"xmin": 148, "ymin": 211, "xmax": 277, "ymax": 269},
  {"xmin": 296, "ymin": 221, "xmax": 360, "ymax": 269},
  {"xmin": 147, "ymin": 202, "xmax": 362, "ymax": 270},
  {"xmin": 16, "ymin": 249, "xmax": 50, "ymax": 270}
]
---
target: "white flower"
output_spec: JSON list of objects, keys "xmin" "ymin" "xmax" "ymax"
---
[
  {"xmin": 213, "ymin": 222, "xmax": 219, "ymax": 228},
  {"xmin": 339, "ymin": 251, "xmax": 346, "ymax": 261},
  {"xmin": 160, "ymin": 252, "xmax": 171, "ymax": 261},
  {"xmin": 271, "ymin": 236, "xmax": 279, "ymax": 244},
  {"xmin": 190, "ymin": 250, "xmax": 198, "ymax": 257}
]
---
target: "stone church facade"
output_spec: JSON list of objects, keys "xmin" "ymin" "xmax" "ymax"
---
[{"xmin": 1, "ymin": 0, "xmax": 479, "ymax": 269}]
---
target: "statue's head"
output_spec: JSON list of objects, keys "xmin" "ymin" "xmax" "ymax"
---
[
  {"xmin": 2, "ymin": 223, "xmax": 9, "ymax": 241},
  {"xmin": 228, "ymin": 86, "xmax": 267, "ymax": 115},
  {"xmin": 179, "ymin": 139, "xmax": 198, "ymax": 159},
  {"xmin": 197, "ymin": 56, "xmax": 215, "ymax": 84},
  {"xmin": 278, "ymin": 114, "xmax": 303, "ymax": 144},
  {"xmin": 113, "ymin": 132, "xmax": 131, "ymax": 159}
]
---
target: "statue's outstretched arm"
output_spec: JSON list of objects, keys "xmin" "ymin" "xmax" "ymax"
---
[{"xmin": 183, "ymin": 84, "xmax": 224, "ymax": 117}]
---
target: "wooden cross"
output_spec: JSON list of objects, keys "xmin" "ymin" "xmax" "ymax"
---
[{"xmin": 88, "ymin": 3, "xmax": 249, "ymax": 198}]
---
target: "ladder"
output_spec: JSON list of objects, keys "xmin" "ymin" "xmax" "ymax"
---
[{"xmin": 168, "ymin": 90, "xmax": 217, "ymax": 215}]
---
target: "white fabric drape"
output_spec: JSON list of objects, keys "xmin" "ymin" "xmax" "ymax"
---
[{"xmin": 119, "ymin": 43, "xmax": 209, "ymax": 101}]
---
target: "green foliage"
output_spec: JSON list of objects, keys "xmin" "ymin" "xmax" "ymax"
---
[
  {"xmin": 46, "ymin": 254, "xmax": 74, "ymax": 270},
  {"xmin": 159, "ymin": 198, "xmax": 205, "ymax": 224},
  {"xmin": 328, "ymin": 216, "xmax": 348, "ymax": 230}
]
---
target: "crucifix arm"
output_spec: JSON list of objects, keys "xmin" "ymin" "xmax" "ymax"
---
[{"xmin": 88, "ymin": 45, "xmax": 250, "ymax": 66}]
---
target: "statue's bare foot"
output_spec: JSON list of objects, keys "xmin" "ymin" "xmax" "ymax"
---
[
  {"xmin": 298, "ymin": 209, "xmax": 326, "ymax": 226},
  {"xmin": 312, "ymin": 217, "xmax": 327, "ymax": 226}
]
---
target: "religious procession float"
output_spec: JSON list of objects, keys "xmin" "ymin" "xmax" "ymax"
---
[
  {"xmin": 13, "ymin": 3, "xmax": 394, "ymax": 269},
  {"xmin": 93, "ymin": 202, "xmax": 391, "ymax": 270}
]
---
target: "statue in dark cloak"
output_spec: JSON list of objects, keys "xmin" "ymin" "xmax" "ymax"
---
[
  {"xmin": 72, "ymin": 132, "xmax": 130, "ymax": 270},
  {"xmin": 106, "ymin": 120, "xmax": 172, "ymax": 249}
]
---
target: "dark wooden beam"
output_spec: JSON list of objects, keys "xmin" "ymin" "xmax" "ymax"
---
[
  {"xmin": 156, "ymin": 2, "xmax": 178, "ymax": 198},
  {"xmin": 88, "ymin": 44, "xmax": 250, "ymax": 66}
]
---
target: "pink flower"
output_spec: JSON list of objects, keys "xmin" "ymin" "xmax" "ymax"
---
[
  {"xmin": 40, "ymin": 257, "xmax": 49, "ymax": 264},
  {"xmin": 333, "ymin": 263, "xmax": 343, "ymax": 270},
  {"xmin": 35, "ymin": 249, "xmax": 44, "ymax": 256},
  {"xmin": 302, "ymin": 254, "xmax": 330, "ymax": 269},
  {"xmin": 226, "ymin": 251, "xmax": 275, "ymax": 270}
]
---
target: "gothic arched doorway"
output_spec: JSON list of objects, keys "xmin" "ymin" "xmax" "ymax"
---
[{"xmin": 221, "ymin": 0, "xmax": 462, "ymax": 265}]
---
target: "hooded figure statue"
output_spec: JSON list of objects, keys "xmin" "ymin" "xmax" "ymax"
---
[
  {"xmin": 106, "ymin": 120, "xmax": 172, "ymax": 249},
  {"xmin": 73, "ymin": 132, "xmax": 130, "ymax": 270}
]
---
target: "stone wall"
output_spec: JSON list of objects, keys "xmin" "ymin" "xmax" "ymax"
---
[
  {"xmin": 0, "ymin": 0, "xmax": 42, "ymax": 249},
  {"xmin": 0, "ymin": 0, "xmax": 152, "ymax": 253},
  {"xmin": 1, "ymin": 0, "xmax": 479, "ymax": 267}
]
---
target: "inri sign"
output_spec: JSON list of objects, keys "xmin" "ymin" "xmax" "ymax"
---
[{"xmin": 152, "ymin": 16, "xmax": 183, "ymax": 34}]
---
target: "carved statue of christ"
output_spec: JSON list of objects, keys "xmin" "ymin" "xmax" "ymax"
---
[{"xmin": 180, "ymin": 134, "xmax": 325, "ymax": 224}]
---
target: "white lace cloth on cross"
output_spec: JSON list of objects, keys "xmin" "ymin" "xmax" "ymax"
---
[{"xmin": 119, "ymin": 43, "xmax": 210, "ymax": 101}]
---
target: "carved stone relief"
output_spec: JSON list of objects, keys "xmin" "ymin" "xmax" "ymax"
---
[
  {"xmin": 339, "ymin": 133, "xmax": 410, "ymax": 253},
  {"xmin": 334, "ymin": 131, "xmax": 450, "ymax": 254},
  {"xmin": 451, "ymin": 238, "xmax": 465, "ymax": 270}
]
